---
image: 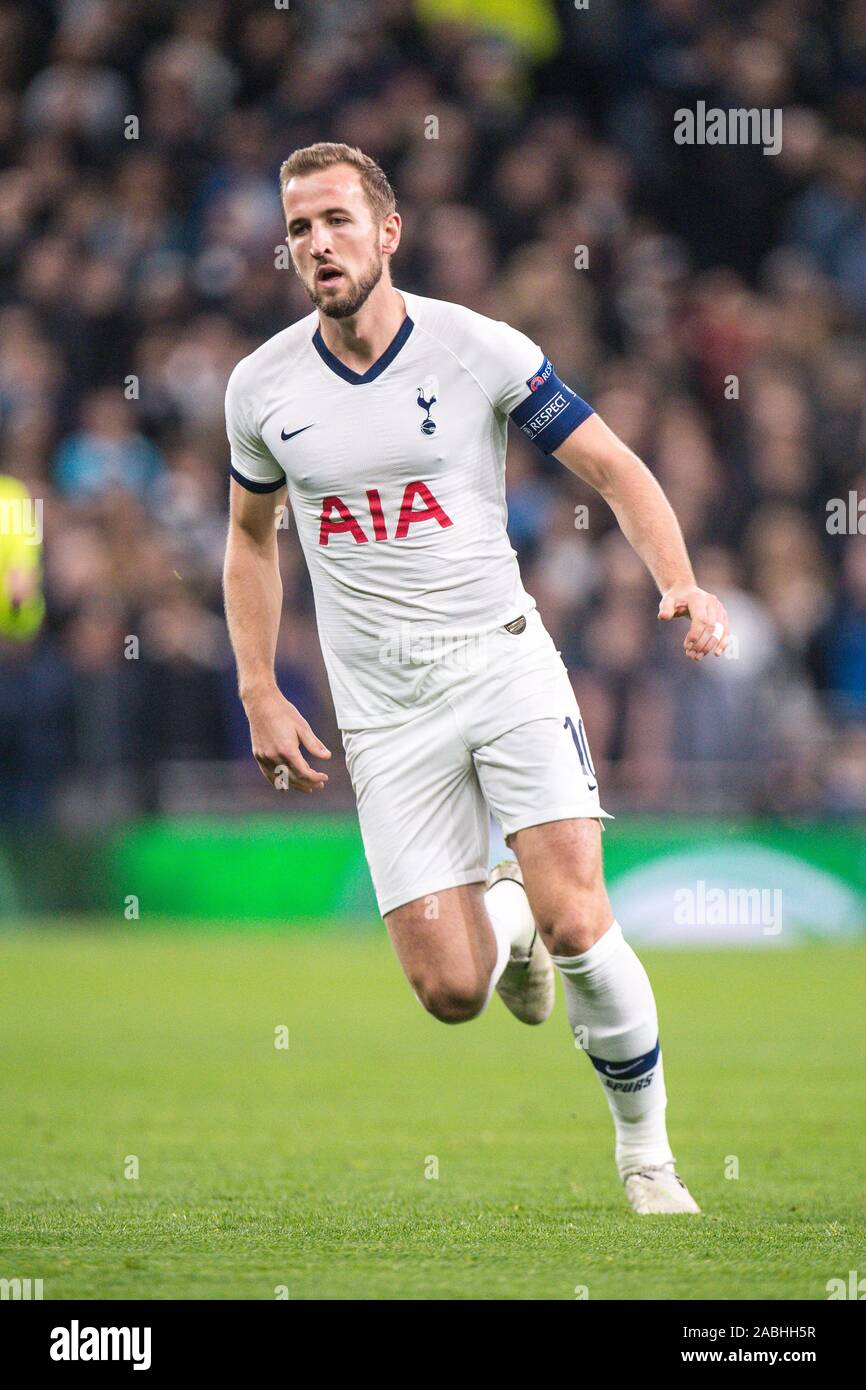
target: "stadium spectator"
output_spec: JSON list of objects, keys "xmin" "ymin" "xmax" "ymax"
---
[{"xmin": 0, "ymin": 0, "xmax": 862, "ymax": 821}]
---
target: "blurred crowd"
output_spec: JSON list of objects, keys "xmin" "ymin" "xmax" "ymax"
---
[{"xmin": 0, "ymin": 0, "xmax": 865, "ymax": 824}]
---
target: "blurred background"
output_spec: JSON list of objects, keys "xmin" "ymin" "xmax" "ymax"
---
[{"xmin": 0, "ymin": 0, "xmax": 864, "ymax": 928}]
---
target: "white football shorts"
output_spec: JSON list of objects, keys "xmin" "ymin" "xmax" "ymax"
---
[{"xmin": 341, "ymin": 608, "xmax": 611, "ymax": 916}]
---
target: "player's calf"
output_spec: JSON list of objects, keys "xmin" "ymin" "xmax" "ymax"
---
[{"xmin": 510, "ymin": 819, "xmax": 690, "ymax": 1204}]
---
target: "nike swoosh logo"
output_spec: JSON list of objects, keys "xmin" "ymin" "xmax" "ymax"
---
[
  {"xmin": 604, "ymin": 1060, "xmax": 643, "ymax": 1076},
  {"xmin": 587, "ymin": 782, "xmax": 597, "ymax": 792},
  {"xmin": 281, "ymin": 424, "xmax": 315, "ymax": 441}
]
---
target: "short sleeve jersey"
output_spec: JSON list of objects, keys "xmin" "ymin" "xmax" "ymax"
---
[{"xmin": 225, "ymin": 289, "xmax": 593, "ymax": 729}]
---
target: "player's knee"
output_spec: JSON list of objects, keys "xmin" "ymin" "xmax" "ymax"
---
[
  {"xmin": 535, "ymin": 886, "xmax": 613, "ymax": 956},
  {"xmin": 414, "ymin": 976, "xmax": 487, "ymax": 1024}
]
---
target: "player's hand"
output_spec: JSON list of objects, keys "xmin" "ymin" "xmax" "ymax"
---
[
  {"xmin": 658, "ymin": 583, "xmax": 730, "ymax": 661},
  {"xmin": 244, "ymin": 687, "xmax": 332, "ymax": 793}
]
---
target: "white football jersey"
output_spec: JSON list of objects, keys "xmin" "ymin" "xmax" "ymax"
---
[{"xmin": 225, "ymin": 289, "xmax": 593, "ymax": 730}]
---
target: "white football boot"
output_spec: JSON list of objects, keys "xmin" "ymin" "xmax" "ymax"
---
[
  {"xmin": 622, "ymin": 1161, "xmax": 701, "ymax": 1215},
  {"xmin": 487, "ymin": 860, "xmax": 555, "ymax": 1026}
]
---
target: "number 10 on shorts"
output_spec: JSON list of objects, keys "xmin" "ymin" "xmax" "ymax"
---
[{"xmin": 564, "ymin": 715, "xmax": 597, "ymax": 789}]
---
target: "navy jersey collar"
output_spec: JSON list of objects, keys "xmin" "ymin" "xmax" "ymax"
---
[{"xmin": 312, "ymin": 313, "xmax": 414, "ymax": 385}]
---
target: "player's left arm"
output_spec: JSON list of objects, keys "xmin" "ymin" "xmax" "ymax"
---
[{"xmin": 553, "ymin": 413, "xmax": 730, "ymax": 660}]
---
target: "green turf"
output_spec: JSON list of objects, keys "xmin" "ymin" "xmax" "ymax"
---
[{"xmin": 0, "ymin": 925, "xmax": 863, "ymax": 1300}]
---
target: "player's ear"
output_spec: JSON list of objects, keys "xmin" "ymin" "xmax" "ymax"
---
[{"xmin": 381, "ymin": 211, "xmax": 401, "ymax": 255}]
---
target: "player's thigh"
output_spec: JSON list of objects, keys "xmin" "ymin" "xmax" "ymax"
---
[
  {"xmin": 385, "ymin": 882, "xmax": 495, "ymax": 1022},
  {"xmin": 509, "ymin": 817, "xmax": 614, "ymax": 955},
  {"xmin": 342, "ymin": 700, "xmax": 490, "ymax": 920},
  {"xmin": 472, "ymin": 656, "xmax": 610, "ymax": 833}
]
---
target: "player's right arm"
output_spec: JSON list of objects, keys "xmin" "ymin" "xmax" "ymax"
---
[{"xmin": 223, "ymin": 478, "xmax": 331, "ymax": 792}]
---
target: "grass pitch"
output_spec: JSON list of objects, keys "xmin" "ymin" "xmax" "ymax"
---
[{"xmin": 0, "ymin": 924, "xmax": 863, "ymax": 1300}]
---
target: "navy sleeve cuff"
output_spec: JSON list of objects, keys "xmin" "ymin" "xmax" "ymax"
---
[
  {"xmin": 510, "ymin": 358, "xmax": 594, "ymax": 454},
  {"xmin": 230, "ymin": 464, "xmax": 286, "ymax": 493}
]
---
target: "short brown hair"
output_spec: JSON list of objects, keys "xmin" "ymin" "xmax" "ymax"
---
[{"xmin": 279, "ymin": 142, "xmax": 396, "ymax": 222}]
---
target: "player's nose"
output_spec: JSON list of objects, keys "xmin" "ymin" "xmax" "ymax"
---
[{"xmin": 309, "ymin": 224, "xmax": 332, "ymax": 259}]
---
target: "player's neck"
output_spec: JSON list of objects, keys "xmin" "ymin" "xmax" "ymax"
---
[{"xmin": 315, "ymin": 281, "xmax": 406, "ymax": 376}]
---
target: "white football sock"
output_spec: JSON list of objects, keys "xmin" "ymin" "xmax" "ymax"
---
[
  {"xmin": 551, "ymin": 921, "xmax": 674, "ymax": 1177},
  {"xmin": 482, "ymin": 874, "xmax": 536, "ymax": 1007}
]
